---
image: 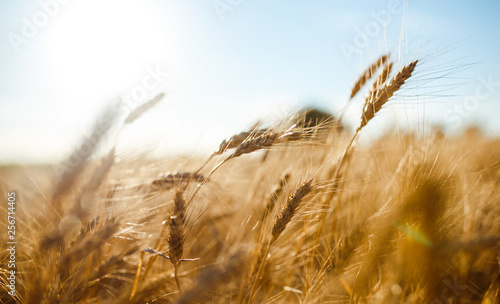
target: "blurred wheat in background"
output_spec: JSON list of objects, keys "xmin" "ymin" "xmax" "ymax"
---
[{"xmin": 1, "ymin": 50, "xmax": 499, "ymax": 304}]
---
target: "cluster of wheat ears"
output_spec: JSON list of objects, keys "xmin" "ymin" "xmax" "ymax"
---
[{"xmin": 1, "ymin": 53, "xmax": 500, "ymax": 304}]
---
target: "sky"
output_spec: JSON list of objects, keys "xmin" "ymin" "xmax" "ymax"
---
[{"xmin": 1, "ymin": 0, "xmax": 499, "ymax": 164}]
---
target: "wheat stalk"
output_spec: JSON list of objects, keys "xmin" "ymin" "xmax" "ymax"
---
[
  {"xmin": 350, "ymin": 53, "xmax": 390, "ymax": 99},
  {"xmin": 216, "ymin": 129, "xmax": 268, "ymax": 155},
  {"xmin": 246, "ymin": 179, "xmax": 314, "ymax": 302},
  {"xmin": 206, "ymin": 127, "xmax": 304, "ymax": 180},
  {"xmin": 124, "ymin": 93, "xmax": 165, "ymax": 125},
  {"xmin": 271, "ymin": 179, "xmax": 314, "ymax": 243},
  {"xmin": 53, "ymin": 105, "xmax": 118, "ymax": 208},
  {"xmin": 69, "ymin": 149, "xmax": 115, "ymax": 219},
  {"xmin": 232, "ymin": 129, "xmax": 303, "ymax": 158},
  {"xmin": 334, "ymin": 61, "xmax": 419, "ymax": 183},
  {"xmin": 169, "ymin": 190, "xmax": 186, "ymax": 291},
  {"xmin": 59, "ymin": 222, "xmax": 119, "ymax": 279},
  {"xmin": 359, "ymin": 60, "xmax": 418, "ymax": 130},
  {"xmin": 365, "ymin": 62, "xmax": 393, "ymax": 104},
  {"xmin": 152, "ymin": 172, "xmax": 207, "ymax": 191},
  {"xmin": 261, "ymin": 173, "xmax": 291, "ymax": 224}
]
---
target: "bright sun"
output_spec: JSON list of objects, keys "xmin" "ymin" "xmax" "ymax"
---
[{"xmin": 42, "ymin": 0, "xmax": 174, "ymax": 104}]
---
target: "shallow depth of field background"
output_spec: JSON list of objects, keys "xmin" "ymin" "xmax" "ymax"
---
[
  {"xmin": 1, "ymin": 0, "xmax": 500, "ymax": 163},
  {"xmin": 2, "ymin": 2, "xmax": 500, "ymax": 304}
]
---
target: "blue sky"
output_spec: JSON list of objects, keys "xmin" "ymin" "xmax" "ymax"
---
[{"xmin": 1, "ymin": 0, "xmax": 499, "ymax": 164}]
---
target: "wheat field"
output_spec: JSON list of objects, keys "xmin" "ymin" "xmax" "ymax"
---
[{"xmin": 1, "ymin": 55, "xmax": 499, "ymax": 303}]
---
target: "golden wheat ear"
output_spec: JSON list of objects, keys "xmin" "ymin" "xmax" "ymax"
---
[
  {"xmin": 230, "ymin": 128, "xmax": 304, "ymax": 159},
  {"xmin": 271, "ymin": 179, "xmax": 314, "ymax": 243},
  {"xmin": 142, "ymin": 190, "xmax": 199, "ymax": 291},
  {"xmin": 359, "ymin": 60, "xmax": 418, "ymax": 130},
  {"xmin": 261, "ymin": 172, "xmax": 291, "ymax": 224},
  {"xmin": 350, "ymin": 53, "xmax": 390, "ymax": 99},
  {"xmin": 216, "ymin": 129, "xmax": 268, "ymax": 155},
  {"xmin": 365, "ymin": 62, "xmax": 393, "ymax": 104},
  {"xmin": 152, "ymin": 172, "xmax": 208, "ymax": 191},
  {"xmin": 124, "ymin": 92, "xmax": 165, "ymax": 125}
]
